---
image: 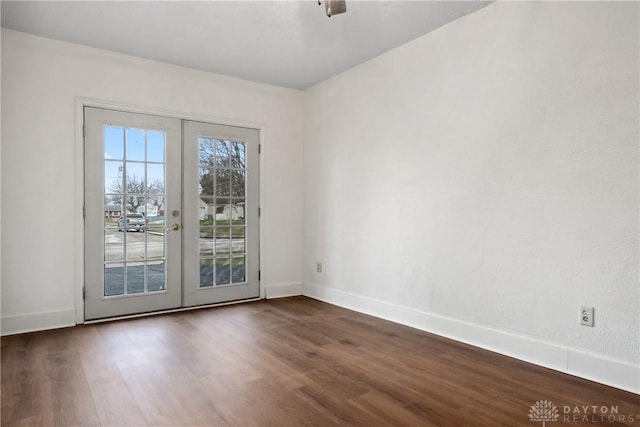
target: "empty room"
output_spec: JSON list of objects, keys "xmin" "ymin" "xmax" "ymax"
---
[{"xmin": 1, "ymin": 1, "xmax": 639, "ymax": 426}]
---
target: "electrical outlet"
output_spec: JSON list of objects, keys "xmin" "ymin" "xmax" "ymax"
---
[
  {"xmin": 316, "ymin": 262, "xmax": 322, "ymax": 273},
  {"xmin": 580, "ymin": 306, "xmax": 594, "ymax": 327}
]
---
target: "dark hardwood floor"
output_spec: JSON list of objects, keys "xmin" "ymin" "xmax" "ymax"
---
[{"xmin": 2, "ymin": 296, "xmax": 639, "ymax": 426}]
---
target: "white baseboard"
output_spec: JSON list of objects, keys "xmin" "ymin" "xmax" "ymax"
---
[
  {"xmin": 567, "ymin": 349, "xmax": 639, "ymax": 393},
  {"xmin": 1, "ymin": 309, "xmax": 76, "ymax": 336},
  {"xmin": 265, "ymin": 282, "xmax": 303, "ymax": 299},
  {"xmin": 0, "ymin": 283, "xmax": 304, "ymax": 334},
  {"xmin": 303, "ymin": 283, "xmax": 639, "ymax": 395}
]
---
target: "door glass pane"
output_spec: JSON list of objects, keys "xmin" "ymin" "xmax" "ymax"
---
[
  {"xmin": 126, "ymin": 265, "xmax": 145, "ymax": 294},
  {"xmin": 199, "ymin": 138, "xmax": 215, "ymax": 166},
  {"xmin": 147, "ymin": 231, "xmax": 164, "ymax": 259},
  {"xmin": 217, "ymin": 231, "xmax": 230, "ymax": 255},
  {"xmin": 105, "ymin": 127, "xmax": 124, "ymax": 160},
  {"xmin": 231, "ymin": 205, "xmax": 245, "ymax": 225},
  {"xmin": 231, "ymin": 256, "xmax": 245, "ymax": 283},
  {"xmin": 104, "ymin": 196, "xmax": 124, "ymax": 228},
  {"xmin": 126, "ymin": 129, "xmax": 145, "ymax": 161},
  {"xmin": 215, "ymin": 256, "xmax": 231, "ymax": 285},
  {"xmin": 199, "ymin": 229, "xmax": 214, "ymax": 258},
  {"xmin": 102, "ymin": 126, "xmax": 168, "ymax": 297},
  {"xmin": 147, "ymin": 262, "xmax": 165, "ymax": 292},
  {"xmin": 104, "ymin": 229, "xmax": 124, "ymax": 262},
  {"xmin": 199, "ymin": 169, "xmax": 214, "ymax": 196},
  {"xmin": 215, "ymin": 140, "xmax": 230, "ymax": 167},
  {"xmin": 215, "ymin": 226, "xmax": 229, "ymax": 240},
  {"xmin": 215, "ymin": 169, "xmax": 230, "ymax": 196},
  {"xmin": 231, "ymin": 232, "xmax": 245, "ymax": 254},
  {"xmin": 105, "ymin": 161, "xmax": 124, "ymax": 194},
  {"xmin": 147, "ymin": 131, "xmax": 165, "ymax": 163},
  {"xmin": 105, "ymin": 264, "xmax": 125, "ymax": 296},
  {"xmin": 126, "ymin": 230, "xmax": 145, "ymax": 261},
  {"xmin": 200, "ymin": 259, "xmax": 214, "ymax": 287},
  {"xmin": 126, "ymin": 162, "xmax": 146, "ymax": 191},
  {"xmin": 147, "ymin": 196, "xmax": 164, "ymax": 229},
  {"xmin": 230, "ymin": 141, "xmax": 245, "ymax": 169},
  {"xmin": 231, "ymin": 170, "xmax": 245, "ymax": 197},
  {"xmin": 147, "ymin": 164, "xmax": 164, "ymax": 196},
  {"xmin": 199, "ymin": 196, "xmax": 215, "ymax": 224},
  {"xmin": 199, "ymin": 227, "xmax": 213, "ymax": 238}
]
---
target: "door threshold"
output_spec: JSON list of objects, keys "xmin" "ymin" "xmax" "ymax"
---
[{"xmin": 83, "ymin": 297, "xmax": 262, "ymax": 324}]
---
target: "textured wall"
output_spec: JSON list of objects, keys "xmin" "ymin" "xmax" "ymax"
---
[{"xmin": 304, "ymin": 2, "xmax": 638, "ymax": 369}]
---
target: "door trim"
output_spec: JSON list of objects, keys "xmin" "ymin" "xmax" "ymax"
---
[{"xmin": 75, "ymin": 97, "xmax": 266, "ymax": 324}]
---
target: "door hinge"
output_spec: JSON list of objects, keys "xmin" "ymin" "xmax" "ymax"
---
[
  {"xmin": 258, "ymin": 207, "xmax": 261, "ymax": 217},
  {"xmin": 83, "ymin": 286, "xmax": 86, "ymax": 300},
  {"xmin": 258, "ymin": 270, "xmax": 261, "ymax": 281},
  {"xmin": 83, "ymin": 205, "xmax": 86, "ymax": 219},
  {"xmin": 82, "ymin": 125, "xmax": 85, "ymax": 138},
  {"xmin": 258, "ymin": 144, "xmax": 261, "ymax": 154}
]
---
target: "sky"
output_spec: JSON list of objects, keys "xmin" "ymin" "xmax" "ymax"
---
[{"xmin": 104, "ymin": 126, "xmax": 165, "ymax": 195}]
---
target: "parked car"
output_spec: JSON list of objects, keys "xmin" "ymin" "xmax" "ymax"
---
[{"xmin": 118, "ymin": 213, "xmax": 146, "ymax": 232}]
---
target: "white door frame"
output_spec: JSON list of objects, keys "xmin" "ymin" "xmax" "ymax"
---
[{"xmin": 74, "ymin": 97, "xmax": 266, "ymax": 324}]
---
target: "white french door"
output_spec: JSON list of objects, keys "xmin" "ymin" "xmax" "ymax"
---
[
  {"xmin": 84, "ymin": 107, "xmax": 259, "ymax": 320},
  {"xmin": 183, "ymin": 121, "xmax": 259, "ymax": 306}
]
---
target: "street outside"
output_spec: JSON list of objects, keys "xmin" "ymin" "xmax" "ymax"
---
[
  {"xmin": 104, "ymin": 229, "xmax": 245, "ymax": 261},
  {"xmin": 105, "ymin": 229, "xmax": 165, "ymax": 262},
  {"xmin": 104, "ymin": 227, "xmax": 245, "ymax": 295}
]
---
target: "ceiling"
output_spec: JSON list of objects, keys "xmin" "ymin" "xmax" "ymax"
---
[{"xmin": 1, "ymin": 1, "xmax": 490, "ymax": 90}]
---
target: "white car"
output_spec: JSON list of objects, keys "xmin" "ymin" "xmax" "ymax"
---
[{"xmin": 118, "ymin": 213, "xmax": 146, "ymax": 232}]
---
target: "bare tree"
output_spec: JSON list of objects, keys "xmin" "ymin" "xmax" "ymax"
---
[
  {"xmin": 199, "ymin": 139, "xmax": 245, "ymax": 201},
  {"xmin": 109, "ymin": 174, "xmax": 157, "ymax": 213}
]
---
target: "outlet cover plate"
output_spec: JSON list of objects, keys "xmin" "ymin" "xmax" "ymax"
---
[{"xmin": 580, "ymin": 306, "xmax": 594, "ymax": 327}]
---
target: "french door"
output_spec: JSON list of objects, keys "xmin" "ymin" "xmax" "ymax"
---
[
  {"xmin": 84, "ymin": 107, "xmax": 259, "ymax": 320},
  {"xmin": 183, "ymin": 121, "xmax": 259, "ymax": 306}
]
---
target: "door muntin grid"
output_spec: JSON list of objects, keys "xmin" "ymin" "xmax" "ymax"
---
[
  {"xmin": 103, "ymin": 126, "xmax": 167, "ymax": 297},
  {"xmin": 198, "ymin": 138, "xmax": 247, "ymax": 287}
]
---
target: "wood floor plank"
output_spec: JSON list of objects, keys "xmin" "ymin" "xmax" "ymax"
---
[
  {"xmin": 47, "ymin": 349, "xmax": 101, "ymax": 426},
  {"xmin": 215, "ymin": 376, "xmax": 341, "ymax": 427},
  {"xmin": 291, "ymin": 383, "xmax": 385, "ymax": 426},
  {"xmin": 2, "ymin": 296, "xmax": 639, "ymax": 426},
  {"xmin": 349, "ymin": 391, "xmax": 440, "ymax": 427},
  {"xmin": 116, "ymin": 353, "xmax": 228, "ymax": 426},
  {"xmin": 81, "ymin": 359, "xmax": 148, "ymax": 426},
  {"xmin": 1, "ymin": 334, "xmax": 55, "ymax": 426}
]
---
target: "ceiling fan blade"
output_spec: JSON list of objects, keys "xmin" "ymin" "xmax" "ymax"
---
[{"xmin": 325, "ymin": 0, "xmax": 346, "ymax": 17}]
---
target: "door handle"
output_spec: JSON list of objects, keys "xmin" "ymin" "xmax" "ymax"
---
[{"xmin": 171, "ymin": 223, "xmax": 180, "ymax": 231}]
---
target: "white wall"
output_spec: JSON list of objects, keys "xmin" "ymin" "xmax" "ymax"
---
[
  {"xmin": 1, "ymin": 29, "xmax": 304, "ymax": 332},
  {"xmin": 303, "ymin": 2, "xmax": 639, "ymax": 393}
]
